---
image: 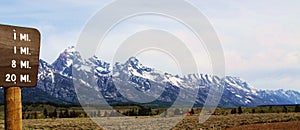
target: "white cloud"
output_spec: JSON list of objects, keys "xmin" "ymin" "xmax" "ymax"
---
[
  {"xmin": 192, "ymin": 0, "xmax": 300, "ymax": 91},
  {"xmin": 1, "ymin": 0, "xmax": 299, "ymax": 91}
]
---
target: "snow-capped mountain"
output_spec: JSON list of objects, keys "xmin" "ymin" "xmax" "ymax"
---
[{"xmin": 16, "ymin": 47, "xmax": 300, "ymax": 107}]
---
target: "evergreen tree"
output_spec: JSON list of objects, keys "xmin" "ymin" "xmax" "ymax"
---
[
  {"xmin": 34, "ymin": 112, "xmax": 38, "ymax": 119},
  {"xmin": 84, "ymin": 112, "xmax": 88, "ymax": 118},
  {"xmin": 283, "ymin": 106, "xmax": 288, "ymax": 113},
  {"xmin": 295, "ymin": 105, "xmax": 300, "ymax": 112},
  {"xmin": 53, "ymin": 109, "xmax": 57, "ymax": 118},
  {"xmin": 26, "ymin": 113, "xmax": 30, "ymax": 119},
  {"xmin": 104, "ymin": 111, "xmax": 109, "ymax": 117},
  {"xmin": 231, "ymin": 108, "xmax": 237, "ymax": 114},
  {"xmin": 93, "ymin": 111, "xmax": 97, "ymax": 117},
  {"xmin": 147, "ymin": 108, "xmax": 152, "ymax": 116},
  {"xmin": 126, "ymin": 109, "xmax": 133, "ymax": 116},
  {"xmin": 97, "ymin": 111, "xmax": 101, "ymax": 117},
  {"xmin": 138, "ymin": 108, "xmax": 151, "ymax": 116},
  {"xmin": 155, "ymin": 109, "xmax": 160, "ymax": 115},
  {"xmin": 238, "ymin": 106, "xmax": 243, "ymax": 114},
  {"xmin": 59, "ymin": 110, "xmax": 63, "ymax": 118},
  {"xmin": 190, "ymin": 108, "xmax": 195, "ymax": 115},
  {"xmin": 268, "ymin": 106, "xmax": 273, "ymax": 113},
  {"xmin": 43, "ymin": 108, "xmax": 48, "ymax": 118},
  {"xmin": 70, "ymin": 110, "xmax": 77, "ymax": 118},
  {"xmin": 64, "ymin": 109, "xmax": 69, "ymax": 118},
  {"xmin": 252, "ymin": 108, "xmax": 256, "ymax": 113}
]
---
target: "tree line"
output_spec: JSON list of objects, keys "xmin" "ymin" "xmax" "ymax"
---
[
  {"xmin": 22, "ymin": 107, "xmax": 199, "ymax": 119},
  {"xmin": 22, "ymin": 105, "xmax": 300, "ymax": 119},
  {"xmin": 229, "ymin": 105, "xmax": 300, "ymax": 115},
  {"xmin": 23, "ymin": 108, "xmax": 85, "ymax": 119}
]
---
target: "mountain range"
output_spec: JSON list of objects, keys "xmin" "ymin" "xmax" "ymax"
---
[{"xmin": 1, "ymin": 46, "xmax": 299, "ymax": 107}]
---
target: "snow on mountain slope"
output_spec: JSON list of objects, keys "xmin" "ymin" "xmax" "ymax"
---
[{"xmin": 32, "ymin": 47, "xmax": 300, "ymax": 107}]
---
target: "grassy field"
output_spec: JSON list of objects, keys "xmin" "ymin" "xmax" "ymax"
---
[
  {"xmin": 0, "ymin": 112, "xmax": 298, "ymax": 129},
  {"xmin": 0, "ymin": 104, "xmax": 299, "ymax": 129},
  {"xmin": 172, "ymin": 112, "xmax": 300, "ymax": 129},
  {"xmin": 228, "ymin": 121, "xmax": 300, "ymax": 130}
]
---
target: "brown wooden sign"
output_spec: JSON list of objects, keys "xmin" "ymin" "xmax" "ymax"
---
[{"xmin": 0, "ymin": 24, "xmax": 41, "ymax": 87}]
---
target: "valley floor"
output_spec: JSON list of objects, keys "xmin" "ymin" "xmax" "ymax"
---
[
  {"xmin": 227, "ymin": 121, "xmax": 300, "ymax": 130},
  {"xmin": 0, "ymin": 113, "xmax": 299, "ymax": 129}
]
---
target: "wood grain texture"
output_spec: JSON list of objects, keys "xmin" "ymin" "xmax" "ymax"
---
[
  {"xmin": 4, "ymin": 87, "xmax": 22, "ymax": 130},
  {"xmin": 0, "ymin": 24, "xmax": 41, "ymax": 87}
]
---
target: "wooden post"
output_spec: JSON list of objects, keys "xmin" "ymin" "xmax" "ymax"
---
[
  {"xmin": 0, "ymin": 24, "xmax": 40, "ymax": 130},
  {"xmin": 4, "ymin": 87, "xmax": 22, "ymax": 130}
]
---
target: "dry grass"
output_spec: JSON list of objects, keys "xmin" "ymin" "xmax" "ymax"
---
[
  {"xmin": 173, "ymin": 113, "xmax": 300, "ymax": 129},
  {"xmin": 227, "ymin": 121, "xmax": 300, "ymax": 130},
  {"xmin": 22, "ymin": 118, "xmax": 103, "ymax": 130},
  {"xmin": 0, "ymin": 113, "xmax": 299, "ymax": 129}
]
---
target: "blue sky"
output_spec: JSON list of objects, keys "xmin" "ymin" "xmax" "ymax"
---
[{"xmin": 1, "ymin": 0, "xmax": 299, "ymax": 91}]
